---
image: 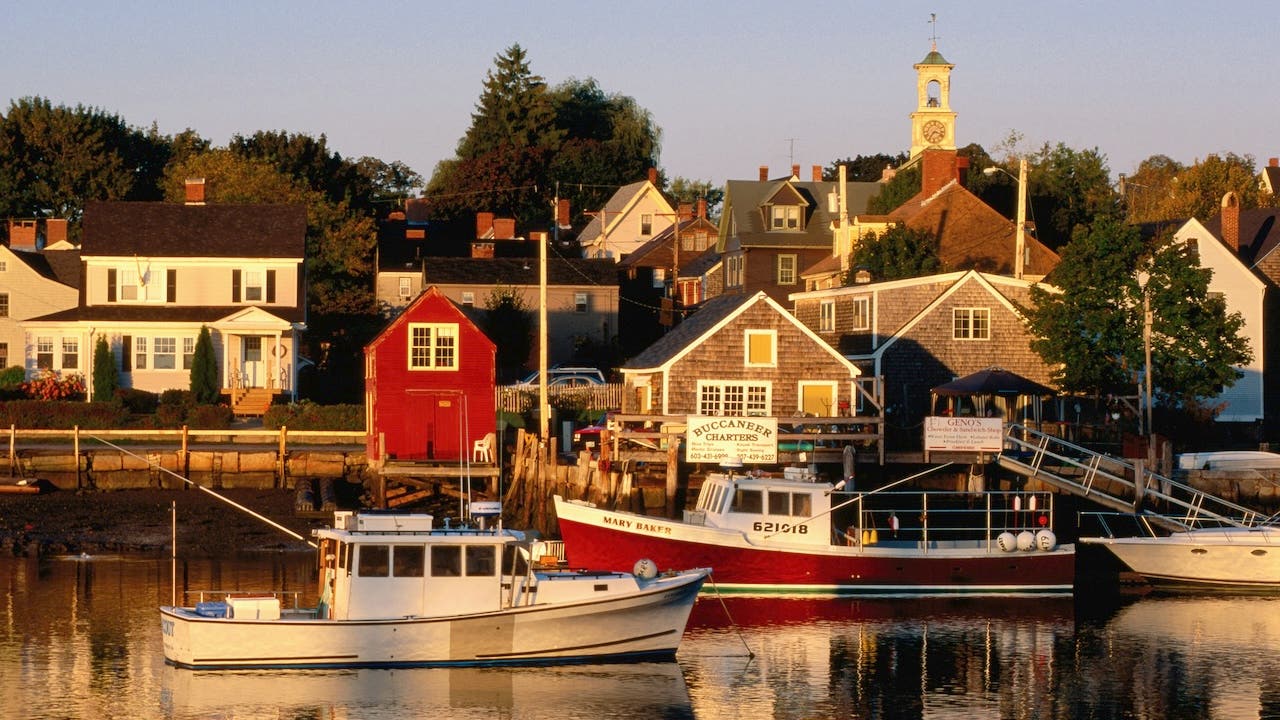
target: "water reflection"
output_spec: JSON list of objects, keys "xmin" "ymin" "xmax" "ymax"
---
[{"xmin": 7, "ymin": 555, "xmax": 1280, "ymax": 719}]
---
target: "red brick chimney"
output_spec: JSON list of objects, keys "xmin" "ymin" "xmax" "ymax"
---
[
  {"xmin": 8, "ymin": 219, "xmax": 36, "ymax": 250},
  {"xmin": 696, "ymin": 198, "xmax": 707, "ymax": 219},
  {"xmin": 45, "ymin": 218, "xmax": 68, "ymax": 246},
  {"xmin": 493, "ymin": 218, "xmax": 516, "ymax": 240},
  {"xmin": 678, "ymin": 203, "xmax": 693, "ymax": 222},
  {"xmin": 476, "ymin": 212, "xmax": 495, "ymax": 238},
  {"xmin": 955, "ymin": 156, "xmax": 970, "ymax": 187},
  {"xmin": 812, "ymin": 165, "xmax": 823, "ymax": 182},
  {"xmin": 184, "ymin": 178, "xmax": 206, "ymax": 205},
  {"xmin": 557, "ymin": 198, "xmax": 571, "ymax": 228},
  {"xmin": 759, "ymin": 166, "xmax": 769, "ymax": 181},
  {"xmin": 920, "ymin": 149, "xmax": 959, "ymax": 197},
  {"xmin": 647, "ymin": 167, "xmax": 658, "ymax": 185},
  {"xmin": 1221, "ymin": 192, "xmax": 1240, "ymax": 253},
  {"xmin": 791, "ymin": 164, "xmax": 801, "ymax": 179},
  {"xmin": 470, "ymin": 242, "xmax": 495, "ymax": 259},
  {"xmin": 1271, "ymin": 157, "xmax": 1279, "ymax": 168}
]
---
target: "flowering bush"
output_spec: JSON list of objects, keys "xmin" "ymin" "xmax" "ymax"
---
[{"xmin": 20, "ymin": 371, "xmax": 86, "ymax": 401}]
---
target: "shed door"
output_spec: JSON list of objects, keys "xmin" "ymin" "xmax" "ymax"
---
[{"xmin": 406, "ymin": 391, "xmax": 462, "ymax": 460}]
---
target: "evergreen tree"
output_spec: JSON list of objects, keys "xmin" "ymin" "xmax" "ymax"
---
[
  {"xmin": 1026, "ymin": 215, "xmax": 1251, "ymax": 406},
  {"xmin": 482, "ymin": 286, "xmax": 534, "ymax": 383},
  {"xmin": 456, "ymin": 44, "xmax": 563, "ymax": 159},
  {"xmin": 190, "ymin": 326, "xmax": 219, "ymax": 404},
  {"xmin": 91, "ymin": 336, "xmax": 118, "ymax": 402}
]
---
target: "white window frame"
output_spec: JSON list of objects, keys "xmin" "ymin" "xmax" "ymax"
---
[
  {"xmin": 244, "ymin": 270, "xmax": 264, "ymax": 302},
  {"xmin": 744, "ymin": 329, "xmax": 777, "ymax": 368},
  {"xmin": 850, "ymin": 297, "xmax": 870, "ymax": 331},
  {"xmin": 398, "ymin": 277, "xmax": 412, "ymax": 299},
  {"xmin": 777, "ymin": 254, "xmax": 797, "ymax": 285},
  {"xmin": 61, "ymin": 337, "xmax": 79, "ymax": 370},
  {"xmin": 154, "ymin": 337, "xmax": 177, "ymax": 369},
  {"xmin": 726, "ymin": 254, "xmax": 744, "ymax": 288},
  {"xmin": 0, "ymin": 292, "xmax": 8, "ymax": 318},
  {"xmin": 953, "ymin": 307, "xmax": 991, "ymax": 340},
  {"xmin": 574, "ymin": 292, "xmax": 588, "ymax": 313},
  {"xmin": 770, "ymin": 205, "xmax": 800, "ymax": 230},
  {"xmin": 408, "ymin": 323, "xmax": 459, "ymax": 371},
  {"xmin": 135, "ymin": 336, "xmax": 148, "ymax": 370},
  {"xmin": 697, "ymin": 380, "xmax": 772, "ymax": 417},
  {"xmin": 183, "ymin": 337, "xmax": 195, "ymax": 370},
  {"xmin": 36, "ymin": 336, "xmax": 54, "ymax": 370},
  {"xmin": 460, "ymin": 291, "xmax": 475, "ymax": 307},
  {"xmin": 819, "ymin": 300, "xmax": 835, "ymax": 332},
  {"xmin": 119, "ymin": 267, "xmax": 139, "ymax": 301},
  {"xmin": 640, "ymin": 213, "xmax": 653, "ymax": 236}
]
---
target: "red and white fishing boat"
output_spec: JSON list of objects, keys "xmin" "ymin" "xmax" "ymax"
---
[{"xmin": 555, "ymin": 465, "xmax": 1075, "ymax": 595}]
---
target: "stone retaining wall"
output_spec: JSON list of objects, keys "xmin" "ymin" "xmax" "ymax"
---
[{"xmin": 9, "ymin": 449, "xmax": 369, "ymax": 491}]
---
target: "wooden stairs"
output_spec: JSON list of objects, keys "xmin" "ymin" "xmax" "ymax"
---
[{"xmin": 232, "ymin": 387, "xmax": 275, "ymax": 417}]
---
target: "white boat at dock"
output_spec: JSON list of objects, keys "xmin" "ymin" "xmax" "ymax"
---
[
  {"xmin": 160, "ymin": 510, "xmax": 708, "ymax": 669},
  {"xmin": 1080, "ymin": 522, "xmax": 1280, "ymax": 591}
]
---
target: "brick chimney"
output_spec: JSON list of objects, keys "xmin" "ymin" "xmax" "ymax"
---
[
  {"xmin": 184, "ymin": 178, "xmax": 206, "ymax": 205},
  {"xmin": 920, "ymin": 149, "xmax": 959, "ymax": 197},
  {"xmin": 470, "ymin": 242, "xmax": 495, "ymax": 259},
  {"xmin": 678, "ymin": 203, "xmax": 693, "ymax": 222},
  {"xmin": 697, "ymin": 198, "xmax": 707, "ymax": 219},
  {"xmin": 1271, "ymin": 157, "xmax": 1279, "ymax": 168},
  {"xmin": 557, "ymin": 198, "xmax": 571, "ymax": 228},
  {"xmin": 493, "ymin": 217, "xmax": 516, "ymax": 240},
  {"xmin": 812, "ymin": 165, "xmax": 823, "ymax": 182},
  {"xmin": 45, "ymin": 218, "xmax": 68, "ymax": 246},
  {"xmin": 8, "ymin": 219, "xmax": 36, "ymax": 250},
  {"xmin": 955, "ymin": 156, "xmax": 970, "ymax": 187},
  {"xmin": 647, "ymin": 167, "xmax": 658, "ymax": 185},
  {"xmin": 759, "ymin": 166, "xmax": 769, "ymax": 181},
  {"xmin": 476, "ymin": 212, "xmax": 495, "ymax": 238},
  {"xmin": 791, "ymin": 164, "xmax": 800, "ymax": 179},
  {"xmin": 1221, "ymin": 192, "xmax": 1241, "ymax": 253}
]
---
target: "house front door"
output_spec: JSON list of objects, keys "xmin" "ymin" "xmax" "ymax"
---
[{"xmin": 241, "ymin": 336, "xmax": 265, "ymax": 388}]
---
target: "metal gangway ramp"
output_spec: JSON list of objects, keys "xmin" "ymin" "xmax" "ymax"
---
[{"xmin": 997, "ymin": 423, "xmax": 1271, "ymax": 534}]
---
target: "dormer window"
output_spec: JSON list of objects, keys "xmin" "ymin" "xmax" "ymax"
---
[{"xmin": 771, "ymin": 205, "xmax": 800, "ymax": 230}]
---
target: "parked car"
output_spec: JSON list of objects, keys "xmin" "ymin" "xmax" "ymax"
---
[{"xmin": 516, "ymin": 366, "xmax": 606, "ymax": 387}]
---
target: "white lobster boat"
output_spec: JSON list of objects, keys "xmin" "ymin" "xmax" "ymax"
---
[{"xmin": 160, "ymin": 510, "xmax": 708, "ymax": 669}]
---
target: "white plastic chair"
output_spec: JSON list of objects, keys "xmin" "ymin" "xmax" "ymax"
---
[{"xmin": 472, "ymin": 432, "xmax": 495, "ymax": 463}]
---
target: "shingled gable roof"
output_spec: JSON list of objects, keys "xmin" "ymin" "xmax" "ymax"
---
[
  {"xmin": 27, "ymin": 303, "xmax": 303, "ymax": 325},
  {"xmin": 620, "ymin": 216, "xmax": 719, "ymax": 270},
  {"xmin": 718, "ymin": 178, "xmax": 837, "ymax": 252},
  {"xmin": 577, "ymin": 180, "xmax": 670, "ymax": 246},
  {"xmin": 622, "ymin": 290, "xmax": 858, "ymax": 375},
  {"xmin": 80, "ymin": 201, "xmax": 306, "ymax": 258},
  {"xmin": 859, "ymin": 270, "xmax": 1037, "ymax": 358},
  {"xmin": 889, "ymin": 180, "xmax": 1060, "ymax": 276},
  {"xmin": 1203, "ymin": 207, "xmax": 1280, "ymax": 269},
  {"xmin": 8, "ymin": 247, "xmax": 81, "ymax": 288},
  {"xmin": 420, "ymin": 256, "xmax": 616, "ymax": 286}
]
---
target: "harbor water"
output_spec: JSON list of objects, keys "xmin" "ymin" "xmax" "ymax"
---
[{"xmin": 3, "ymin": 553, "xmax": 1280, "ymax": 719}]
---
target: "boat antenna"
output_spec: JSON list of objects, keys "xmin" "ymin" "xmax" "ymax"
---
[{"xmin": 89, "ymin": 435, "xmax": 317, "ymax": 548}]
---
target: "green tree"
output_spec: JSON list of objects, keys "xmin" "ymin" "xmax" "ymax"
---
[
  {"xmin": 1124, "ymin": 152, "xmax": 1264, "ymax": 224},
  {"xmin": 457, "ymin": 44, "xmax": 563, "ymax": 160},
  {"xmin": 666, "ymin": 177, "xmax": 724, "ymax": 221},
  {"xmin": 982, "ymin": 141, "xmax": 1119, "ymax": 251},
  {"xmin": 189, "ymin": 326, "xmax": 219, "ymax": 404},
  {"xmin": 91, "ymin": 335, "xmax": 118, "ymax": 402},
  {"xmin": 0, "ymin": 97, "xmax": 172, "ymax": 227},
  {"xmin": 1026, "ymin": 215, "xmax": 1250, "ymax": 406},
  {"xmin": 482, "ymin": 286, "xmax": 534, "ymax": 382},
  {"xmin": 866, "ymin": 164, "xmax": 921, "ymax": 214},
  {"xmin": 844, "ymin": 225, "xmax": 943, "ymax": 283},
  {"xmin": 824, "ymin": 153, "xmax": 908, "ymax": 182}
]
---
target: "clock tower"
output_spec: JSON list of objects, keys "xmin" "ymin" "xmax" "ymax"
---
[{"xmin": 909, "ymin": 43, "xmax": 956, "ymax": 158}]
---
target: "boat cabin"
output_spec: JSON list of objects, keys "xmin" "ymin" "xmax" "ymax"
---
[{"xmin": 684, "ymin": 467, "xmax": 833, "ymax": 547}]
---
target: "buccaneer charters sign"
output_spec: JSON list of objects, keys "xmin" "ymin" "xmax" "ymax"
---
[{"xmin": 685, "ymin": 416, "xmax": 778, "ymax": 464}]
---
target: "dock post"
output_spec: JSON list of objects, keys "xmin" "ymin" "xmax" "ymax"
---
[{"xmin": 74, "ymin": 425, "xmax": 80, "ymax": 490}]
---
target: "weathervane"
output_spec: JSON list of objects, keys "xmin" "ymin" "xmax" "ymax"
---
[{"xmin": 928, "ymin": 13, "xmax": 939, "ymax": 51}]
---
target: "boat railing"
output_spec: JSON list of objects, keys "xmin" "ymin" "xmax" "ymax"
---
[
  {"xmin": 184, "ymin": 589, "xmax": 307, "ymax": 610},
  {"xmin": 838, "ymin": 490, "xmax": 1056, "ymax": 553},
  {"xmin": 1079, "ymin": 511, "xmax": 1280, "ymax": 541}
]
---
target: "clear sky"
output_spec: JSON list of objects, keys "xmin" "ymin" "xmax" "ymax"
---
[{"xmin": 6, "ymin": 1, "xmax": 1278, "ymax": 190}]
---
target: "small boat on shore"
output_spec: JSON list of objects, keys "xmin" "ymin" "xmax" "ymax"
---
[
  {"xmin": 554, "ymin": 464, "xmax": 1075, "ymax": 595},
  {"xmin": 160, "ymin": 510, "xmax": 709, "ymax": 669}
]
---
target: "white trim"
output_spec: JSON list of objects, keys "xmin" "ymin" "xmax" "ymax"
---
[{"xmin": 798, "ymin": 380, "xmax": 839, "ymax": 417}]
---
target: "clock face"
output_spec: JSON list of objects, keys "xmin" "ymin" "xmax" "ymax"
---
[{"xmin": 922, "ymin": 120, "xmax": 946, "ymax": 144}]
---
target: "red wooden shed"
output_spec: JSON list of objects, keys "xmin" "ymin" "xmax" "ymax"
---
[{"xmin": 364, "ymin": 286, "xmax": 496, "ymax": 464}]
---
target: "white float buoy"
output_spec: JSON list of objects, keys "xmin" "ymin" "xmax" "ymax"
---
[
  {"xmin": 1035, "ymin": 529, "xmax": 1057, "ymax": 551},
  {"xmin": 1016, "ymin": 530, "xmax": 1036, "ymax": 552},
  {"xmin": 997, "ymin": 532, "xmax": 1017, "ymax": 553},
  {"xmin": 633, "ymin": 558, "xmax": 658, "ymax": 580}
]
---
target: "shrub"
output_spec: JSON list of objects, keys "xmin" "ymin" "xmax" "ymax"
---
[
  {"xmin": 189, "ymin": 326, "xmax": 219, "ymax": 404},
  {"xmin": 115, "ymin": 387, "xmax": 159, "ymax": 414},
  {"xmin": 0, "ymin": 400, "xmax": 129, "ymax": 429},
  {"xmin": 160, "ymin": 389, "xmax": 194, "ymax": 407},
  {"xmin": 91, "ymin": 336, "xmax": 118, "ymax": 402},
  {"xmin": 0, "ymin": 366, "xmax": 25, "ymax": 390},
  {"xmin": 187, "ymin": 404, "xmax": 233, "ymax": 430},
  {"xmin": 263, "ymin": 401, "xmax": 364, "ymax": 431},
  {"xmin": 20, "ymin": 371, "xmax": 85, "ymax": 401}
]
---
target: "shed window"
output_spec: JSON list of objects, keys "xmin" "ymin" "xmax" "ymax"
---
[
  {"xmin": 698, "ymin": 380, "xmax": 771, "ymax": 416},
  {"xmin": 953, "ymin": 308, "xmax": 991, "ymax": 340},
  {"xmin": 408, "ymin": 323, "xmax": 458, "ymax": 370},
  {"xmin": 745, "ymin": 330, "xmax": 776, "ymax": 367}
]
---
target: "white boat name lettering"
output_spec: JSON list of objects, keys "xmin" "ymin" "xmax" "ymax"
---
[
  {"xmin": 603, "ymin": 515, "xmax": 671, "ymax": 535},
  {"xmin": 753, "ymin": 521, "xmax": 808, "ymax": 534}
]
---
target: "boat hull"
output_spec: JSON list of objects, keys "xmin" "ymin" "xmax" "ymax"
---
[
  {"xmin": 555, "ymin": 499, "xmax": 1074, "ymax": 594},
  {"xmin": 161, "ymin": 571, "xmax": 705, "ymax": 669},
  {"xmin": 1083, "ymin": 529, "xmax": 1280, "ymax": 590}
]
